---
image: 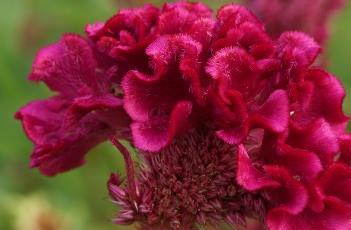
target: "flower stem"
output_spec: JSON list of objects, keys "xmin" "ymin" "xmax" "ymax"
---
[{"xmin": 109, "ymin": 136, "xmax": 138, "ymax": 202}]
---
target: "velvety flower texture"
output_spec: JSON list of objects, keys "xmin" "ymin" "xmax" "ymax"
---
[
  {"xmin": 15, "ymin": 34, "xmax": 131, "ymax": 176},
  {"xmin": 244, "ymin": 0, "xmax": 345, "ymax": 45},
  {"xmin": 16, "ymin": 2, "xmax": 351, "ymax": 230}
]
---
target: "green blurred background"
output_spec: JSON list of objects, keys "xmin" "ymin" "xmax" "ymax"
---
[{"xmin": 0, "ymin": 0, "xmax": 350, "ymax": 229}]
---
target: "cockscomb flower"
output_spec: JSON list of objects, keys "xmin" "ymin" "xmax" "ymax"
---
[
  {"xmin": 244, "ymin": 0, "xmax": 345, "ymax": 46},
  {"xmin": 16, "ymin": 1, "xmax": 351, "ymax": 230},
  {"xmin": 122, "ymin": 4, "xmax": 290, "ymax": 152}
]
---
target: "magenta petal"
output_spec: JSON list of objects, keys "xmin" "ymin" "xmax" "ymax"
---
[
  {"xmin": 30, "ymin": 133, "xmax": 103, "ymax": 176},
  {"xmin": 212, "ymin": 21, "xmax": 273, "ymax": 59},
  {"xmin": 162, "ymin": 2, "xmax": 212, "ymax": 17},
  {"xmin": 250, "ymin": 90, "xmax": 289, "ymax": 133},
  {"xmin": 213, "ymin": 4, "xmax": 266, "ymax": 58},
  {"xmin": 318, "ymin": 163, "xmax": 351, "ymax": 204},
  {"xmin": 92, "ymin": 4, "xmax": 159, "ymax": 58},
  {"xmin": 85, "ymin": 22, "xmax": 104, "ymax": 38},
  {"xmin": 238, "ymin": 22, "xmax": 274, "ymax": 59},
  {"xmin": 15, "ymin": 95, "xmax": 125, "ymax": 176},
  {"xmin": 210, "ymin": 88, "xmax": 248, "ymax": 123},
  {"xmin": 267, "ymin": 208, "xmax": 310, "ymax": 230},
  {"xmin": 339, "ymin": 134, "xmax": 351, "ymax": 163},
  {"xmin": 277, "ymin": 31, "xmax": 321, "ymax": 67},
  {"xmin": 237, "ymin": 144, "xmax": 280, "ymax": 191},
  {"xmin": 308, "ymin": 183, "xmax": 326, "ymax": 213},
  {"xmin": 212, "ymin": 89, "xmax": 249, "ymax": 145},
  {"xmin": 207, "ymin": 47, "xmax": 259, "ymax": 94},
  {"xmin": 72, "ymin": 94, "xmax": 123, "ymax": 110},
  {"xmin": 16, "ymin": 97, "xmax": 110, "ymax": 176},
  {"xmin": 288, "ymin": 119, "xmax": 339, "ymax": 167},
  {"xmin": 275, "ymin": 143, "xmax": 323, "ymax": 182},
  {"xmin": 216, "ymin": 126, "xmax": 248, "ymax": 145},
  {"xmin": 308, "ymin": 197, "xmax": 351, "ymax": 229},
  {"xmin": 216, "ymin": 4, "xmax": 263, "ymax": 35},
  {"xmin": 15, "ymin": 97, "xmax": 68, "ymax": 145},
  {"xmin": 64, "ymin": 94, "xmax": 124, "ymax": 127},
  {"xmin": 290, "ymin": 69, "xmax": 349, "ymax": 135},
  {"xmin": 122, "ymin": 34, "xmax": 204, "ymax": 152},
  {"xmin": 122, "ymin": 70, "xmax": 187, "ymax": 122},
  {"xmin": 187, "ymin": 18, "xmax": 215, "ymax": 48},
  {"xmin": 145, "ymin": 34, "xmax": 202, "ymax": 78},
  {"xmin": 165, "ymin": 102, "xmax": 193, "ymax": 141},
  {"xmin": 131, "ymin": 101, "xmax": 193, "ymax": 152},
  {"xmin": 264, "ymin": 166, "xmax": 308, "ymax": 215},
  {"xmin": 267, "ymin": 198, "xmax": 351, "ymax": 230},
  {"xmin": 29, "ymin": 34, "xmax": 99, "ymax": 98},
  {"xmin": 158, "ymin": 2, "xmax": 212, "ymax": 35},
  {"xmin": 122, "ymin": 35, "xmax": 202, "ymax": 122}
]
